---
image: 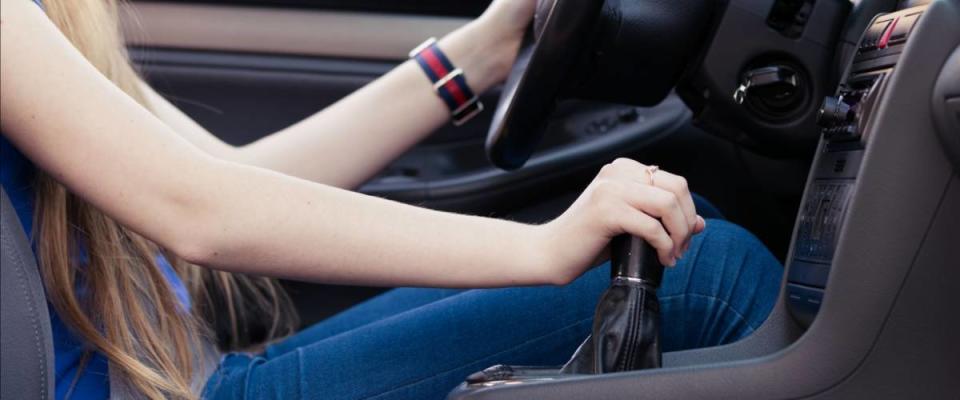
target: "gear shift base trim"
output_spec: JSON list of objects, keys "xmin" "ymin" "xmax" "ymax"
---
[{"xmin": 462, "ymin": 235, "xmax": 665, "ymax": 385}]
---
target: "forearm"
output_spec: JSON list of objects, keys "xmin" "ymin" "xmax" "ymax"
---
[
  {"xmin": 186, "ymin": 160, "xmax": 550, "ymax": 287},
  {"xmin": 2, "ymin": 1, "xmax": 545, "ymax": 289},
  {"xmin": 234, "ymin": 21, "xmax": 515, "ymax": 189}
]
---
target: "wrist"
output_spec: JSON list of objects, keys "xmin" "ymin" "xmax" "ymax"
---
[
  {"xmin": 438, "ymin": 21, "xmax": 517, "ymax": 92},
  {"xmin": 526, "ymin": 222, "xmax": 573, "ymax": 286}
]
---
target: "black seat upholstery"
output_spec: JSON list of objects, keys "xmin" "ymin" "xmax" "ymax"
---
[{"xmin": 1, "ymin": 186, "xmax": 54, "ymax": 400}]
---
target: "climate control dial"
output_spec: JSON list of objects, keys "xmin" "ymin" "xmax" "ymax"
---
[{"xmin": 817, "ymin": 96, "xmax": 853, "ymax": 128}]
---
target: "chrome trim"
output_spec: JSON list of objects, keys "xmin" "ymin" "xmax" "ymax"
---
[
  {"xmin": 613, "ymin": 276, "xmax": 658, "ymax": 287},
  {"xmin": 453, "ymin": 99, "xmax": 484, "ymax": 126},
  {"xmin": 433, "ymin": 68, "xmax": 465, "ymax": 91},
  {"xmin": 409, "ymin": 37, "xmax": 438, "ymax": 59}
]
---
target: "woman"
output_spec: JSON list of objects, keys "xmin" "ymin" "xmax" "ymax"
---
[{"xmin": 0, "ymin": 0, "xmax": 783, "ymax": 399}]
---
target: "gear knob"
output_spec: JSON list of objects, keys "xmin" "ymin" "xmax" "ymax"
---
[{"xmin": 610, "ymin": 235, "xmax": 664, "ymax": 285}]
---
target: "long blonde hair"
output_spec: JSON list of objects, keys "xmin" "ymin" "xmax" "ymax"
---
[{"xmin": 35, "ymin": 1, "xmax": 298, "ymax": 398}]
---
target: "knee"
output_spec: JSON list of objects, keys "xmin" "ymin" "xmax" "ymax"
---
[
  {"xmin": 668, "ymin": 219, "xmax": 783, "ymax": 299},
  {"xmin": 691, "ymin": 219, "xmax": 775, "ymax": 268},
  {"xmin": 661, "ymin": 220, "xmax": 783, "ymax": 336}
]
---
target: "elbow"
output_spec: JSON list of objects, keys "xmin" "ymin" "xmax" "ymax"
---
[
  {"xmin": 158, "ymin": 171, "xmax": 229, "ymax": 266},
  {"xmin": 165, "ymin": 217, "xmax": 238, "ymax": 268},
  {"xmin": 162, "ymin": 158, "xmax": 246, "ymax": 267},
  {"xmin": 163, "ymin": 218, "xmax": 222, "ymax": 266},
  {"xmin": 168, "ymin": 233, "xmax": 217, "ymax": 266},
  {"xmin": 163, "ymin": 195, "xmax": 234, "ymax": 267}
]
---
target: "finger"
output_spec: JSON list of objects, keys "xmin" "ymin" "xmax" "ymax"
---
[
  {"xmin": 623, "ymin": 184, "xmax": 689, "ymax": 260},
  {"xmin": 608, "ymin": 157, "xmax": 648, "ymax": 176},
  {"xmin": 652, "ymin": 170, "xmax": 698, "ymax": 232},
  {"xmin": 684, "ymin": 216, "xmax": 707, "ymax": 253},
  {"xmin": 613, "ymin": 162, "xmax": 699, "ymax": 258},
  {"xmin": 607, "ymin": 159, "xmax": 698, "ymax": 235},
  {"xmin": 616, "ymin": 206, "xmax": 676, "ymax": 267},
  {"xmin": 603, "ymin": 159, "xmax": 692, "ymax": 259},
  {"xmin": 651, "ymin": 172, "xmax": 696, "ymax": 259}
]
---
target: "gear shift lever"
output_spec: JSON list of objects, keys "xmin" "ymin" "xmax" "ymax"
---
[
  {"xmin": 462, "ymin": 235, "xmax": 665, "ymax": 386},
  {"xmin": 561, "ymin": 235, "xmax": 665, "ymax": 373}
]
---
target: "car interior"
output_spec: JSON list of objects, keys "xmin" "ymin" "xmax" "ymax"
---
[{"xmin": 1, "ymin": 0, "xmax": 959, "ymax": 398}]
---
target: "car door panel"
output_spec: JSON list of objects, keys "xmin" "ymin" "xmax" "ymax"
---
[
  {"xmin": 134, "ymin": 48, "xmax": 393, "ymax": 145},
  {"xmin": 139, "ymin": 0, "xmax": 490, "ymax": 17}
]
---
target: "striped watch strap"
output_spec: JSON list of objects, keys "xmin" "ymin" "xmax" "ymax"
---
[{"xmin": 410, "ymin": 38, "xmax": 485, "ymax": 126}]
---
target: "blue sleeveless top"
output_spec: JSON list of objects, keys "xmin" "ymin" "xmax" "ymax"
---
[
  {"xmin": 3, "ymin": 2, "xmax": 191, "ymax": 398},
  {"xmin": 2, "ymin": 140, "xmax": 192, "ymax": 400}
]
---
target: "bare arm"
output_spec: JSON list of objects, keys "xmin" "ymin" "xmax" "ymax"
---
[
  {"xmin": 1, "ymin": 0, "xmax": 545, "ymax": 287},
  {"xmin": 1, "ymin": 0, "xmax": 701, "ymax": 288},
  {"xmin": 142, "ymin": 6, "xmax": 527, "ymax": 189}
]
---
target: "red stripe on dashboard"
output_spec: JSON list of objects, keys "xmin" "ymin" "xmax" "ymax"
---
[{"xmin": 878, "ymin": 16, "xmax": 899, "ymax": 49}]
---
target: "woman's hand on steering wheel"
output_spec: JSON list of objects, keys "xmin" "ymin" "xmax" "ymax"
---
[
  {"xmin": 480, "ymin": 0, "xmax": 538, "ymax": 39},
  {"xmin": 429, "ymin": 0, "xmax": 535, "ymax": 96},
  {"xmin": 536, "ymin": 158, "xmax": 707, "ymax": 284},
  {"xmin": 474, "ymin": 0, "xmax": 537, "ymax": 83}
]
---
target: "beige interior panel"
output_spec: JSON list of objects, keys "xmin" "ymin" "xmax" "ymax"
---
[{"xmin": 121, "ymin": 2, "xmax": 469, "ymax": 60}]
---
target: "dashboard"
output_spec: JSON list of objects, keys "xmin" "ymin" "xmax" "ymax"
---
[{"xmin": 786, "ymin": 5, "xmax": 929, "ymax": 325}]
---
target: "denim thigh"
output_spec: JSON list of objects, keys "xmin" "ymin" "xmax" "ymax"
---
[{"xmin": 203, "ymin": 219, "xmax": 782, "ymax": 400}]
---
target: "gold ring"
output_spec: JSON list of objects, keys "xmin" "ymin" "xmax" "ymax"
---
[{"xmin": 646, "ymin": 165, "xmax": 659, "ymax": 186}]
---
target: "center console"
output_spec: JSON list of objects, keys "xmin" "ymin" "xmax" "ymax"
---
[
  {"xmin": 786, "ymin": 6, "xmax": 926, "ymax": 326},
  {"xmin": 787, "ymin": 7, "xmax": 925, "ymax": 326}
]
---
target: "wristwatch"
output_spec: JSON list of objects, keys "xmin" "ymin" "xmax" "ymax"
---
[{"xmin": 409, "ymin": 38, "xmax": 485, "ymax": 126}]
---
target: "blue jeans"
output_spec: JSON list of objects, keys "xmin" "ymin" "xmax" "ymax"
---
[{"xmin": 203, "ymin": 219, "xmax": 782, "ymax": 400}]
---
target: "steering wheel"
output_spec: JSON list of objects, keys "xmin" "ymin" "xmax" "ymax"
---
[
  {"xmin": 485, "ymin": 0, "xmax": 718, "ymax": 170},
  {"xmin": 484, "ymin": 0, "xmax": 605, "ymax": 170}
]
